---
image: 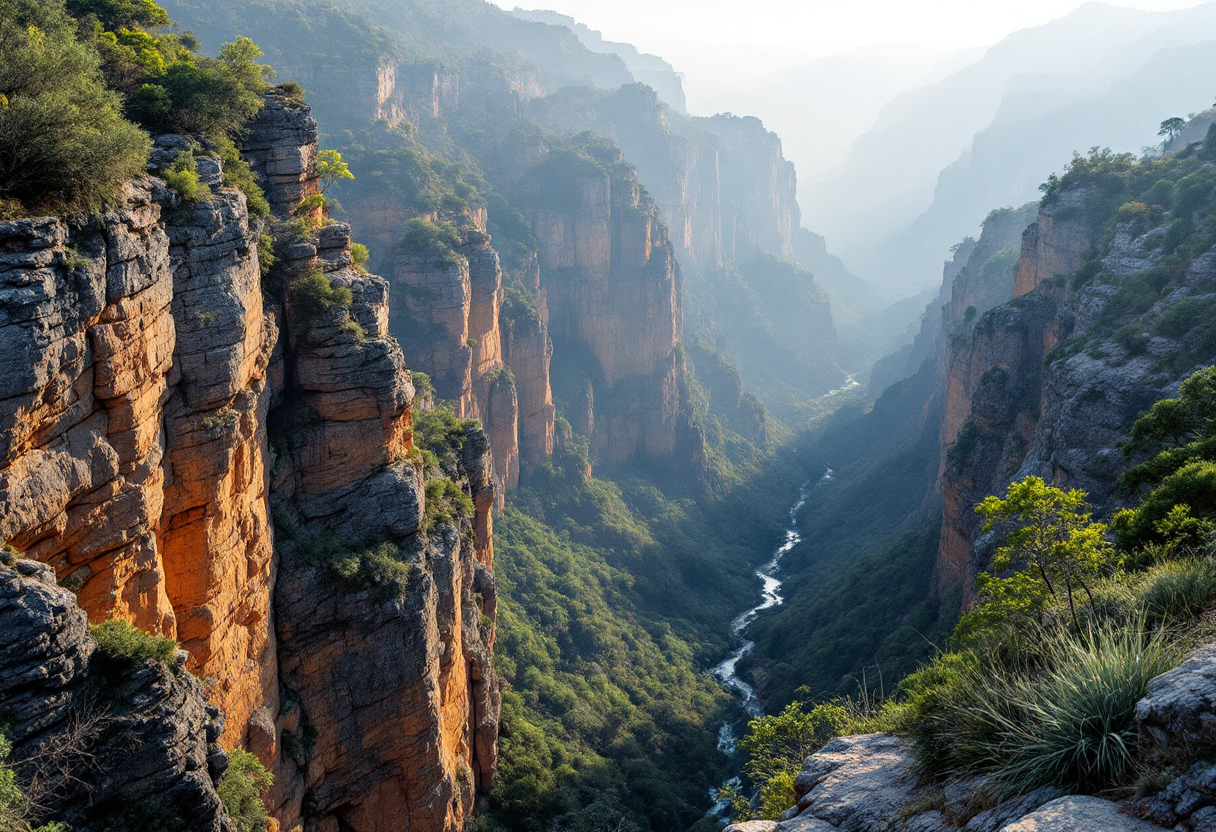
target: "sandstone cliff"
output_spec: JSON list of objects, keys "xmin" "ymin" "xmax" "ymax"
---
[{"xmin": 0, "ymin": 93, "xmax": 499, "ymax": 832}]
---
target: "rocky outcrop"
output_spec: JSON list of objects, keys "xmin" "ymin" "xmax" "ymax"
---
[
  {"xmin": 1, "ymin": 93, "xmax": 500, "ymax": 832},
  {"xmin": 1, "ymin": 557, "xmax": 232, "ymax": 830},
  {"xmin": 931, "ymin": 181, "xmax": 1216, "ymax": 602}
]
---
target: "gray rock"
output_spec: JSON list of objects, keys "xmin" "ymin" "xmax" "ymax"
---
[
  {"xmin": 997, "ymin": 796, "xmax": 1161, "ymax": 831},
  {"xmin": 0, "ymin": 559, "xmax": 233, "ymax": 831},
  {"xmin": 1137, "ymin": 641, "xmax": 1216, "ymax": 761},
  {"xmin": 783, "ymin": 734, "xmax": 920, "ymax": 831},
  {"xmin": 725, "ymin": 821, "xmax": 780, "ymax": 832}
]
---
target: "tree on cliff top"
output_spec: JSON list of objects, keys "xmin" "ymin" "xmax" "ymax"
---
[{"xmin": 0, "ymin": 0, "xmax": 148, "ymax": 215}]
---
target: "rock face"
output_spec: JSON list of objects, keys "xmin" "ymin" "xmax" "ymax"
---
[
  {"xmin": 390, "ymin": 222, "xmax": 528, "ymax": 495},
  {"xmin": 513, "ymin": 143, "xmax": 701, "ymax": 467},
  {"xmin": 0, "ymin": 93, "xmax": 499, "ymax": 832},
  {"xmin": 1, "ymin": 557, "xmax": 232, "ymax": 830},
  {"xmin": 932, "ymin": 182, "xmax": 1215, "ymax": 603}
]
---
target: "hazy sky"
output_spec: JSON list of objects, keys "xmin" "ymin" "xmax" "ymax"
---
[{"xmin": 491, "ymin": 0, "xmax": 1208, "ymax": 83}]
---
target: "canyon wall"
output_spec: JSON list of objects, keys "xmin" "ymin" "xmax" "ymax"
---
[
  {"xmin": 0, "ymin": 94, "xmax": 499, "ymax": 832},
  {"xmin": 934, "ymin": 184, "xmax": 1213, "ymax": 604}
]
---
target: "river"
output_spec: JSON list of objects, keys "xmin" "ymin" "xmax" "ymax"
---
[{"xmin": 711, "ymin": 469, "xmax": 832, "ymax": 745}]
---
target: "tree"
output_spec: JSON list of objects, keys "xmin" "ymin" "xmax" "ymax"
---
[
  {"xmin": 1159, "ymin": 117, "xmax": 1186, "ymax": 145},
  {"xmin": 316, "ymin": 148, "xmax": 353, "ymax": 193},
  {"xmin": 736, "ymin": 701, "xmax": 844, "ymax": 819},
  {"xmin": 0, "ymin": 3, "xmax": 149, "ymax": 214},
  {"xmin": 975, "ymin": 477, "xmax": 1115, "ymax": 628}
]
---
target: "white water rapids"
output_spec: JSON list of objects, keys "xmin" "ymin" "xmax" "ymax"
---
[{"xmin": 711, "ymin": 469, "xmax": 832, "ymax": 742}]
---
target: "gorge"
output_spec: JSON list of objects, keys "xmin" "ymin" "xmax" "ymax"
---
[{"xmin": 8, "ymin": 1, "xmax": 1216, "ymax": 832}]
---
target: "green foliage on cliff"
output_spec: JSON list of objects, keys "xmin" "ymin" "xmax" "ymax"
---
[
  {"xmin": 218, "ymin": 748, "xmax": 273, "ymax": 832},
  {"xmin": 1115, "ymin": 366, "xmax": 1216, "ymax": 552},
  {"xmin": 401, "ymin": 217, "xmax": 462, "ymax": 265},
  {"xmin": 413, "ymin": 403, "xmax": 480, "ymax": 470},
  {"xmin": 0, "ymin": 0, "xmax": 149, "ymax": 214},
  {"xmin": 90, "ymin": 618, "xmax": 178, "ymax": 669},
  {"xmin": 289, "ymin": 266, "xmax": 352, "ymax": 317}
]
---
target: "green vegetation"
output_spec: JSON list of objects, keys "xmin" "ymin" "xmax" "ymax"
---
[
  {"xmin": 733, "ymin": 365, "xmax": 1216, "ymax": 818},
  {"xmin": 316, "ymin": 148, "xmax": 353, "ymax": 193},
  {"xmin": 401, "ymin": 217, "xmax": 462, "ymax": 266},
  {"xmin": 413, "ymin": 403, "xmax": 480, "ymax": 471},
  {"xmin": 423, "ymin": 479, "xmax": 474, "ymax": 534},
  {"xmin": 1115, "ymin": 366, "xmax": 1216, "ymax": 551},
  {"xmin": 0, "ymin": 0, "xmax": 275, "ymax": 216},
  {"xmin": 973, "ymin": 478, "xmax": 1115, "ymax": 629},
  {"xmin": 485, "ymin": 506, "xmax": 735, "ymax": 832},
  {"xmin": 350, "ymin": 242, "xmax": 370, "ymax": 270},
  {"xmin": 218, "ymin": 748, "xmax": 273, "ymax": 832},
  {"xmin": 289, "ymin": 266, "xmax": 352, "ymax": 317},
  {"xmin": 162, "ymin": 150, "xmax": 209, "ymax": 201},
  {"xmin": 89, "ymin": 618, "xmax": 179, "ymax": 690},
  {"xmin": 0, "ymin": 0, "xmax": 149, "ymax": 214}
]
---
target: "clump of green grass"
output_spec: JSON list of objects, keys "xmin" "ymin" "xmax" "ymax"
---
[
  {"xmin": 89, "ymin": 619, "xmax": 178, "ymax": 689},
  {"xmin": 908, "ymin": 620, "xmax": 1177, "ymax": 795}
]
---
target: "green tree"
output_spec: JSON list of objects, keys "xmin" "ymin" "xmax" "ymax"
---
[
  {"xmin": 1159, "ymin": 117, "xmax": 1186, "ymax": 144},
  {"xmin": 976, "ymin": 477, "xmax": 1115, "ymax": 628},
  {"xmin": 736, "ymin": 701, "xmax": 844, "ymax": 819},
  {"xmin": 1117, "ymin": 366, "xmax": 1216, "ymax": 551},
  {"xmin": 316, "ymin": 148, "xmax": 353, "ymax": 193},
  {"xmin": 218, "ymin": 748, "xmax": 273, "ymax": 832},
  {"xmin": 0, "ymin": 2, "xmax": 149, "ymax": 214}
]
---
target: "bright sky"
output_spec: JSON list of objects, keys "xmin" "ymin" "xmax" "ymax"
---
[{"xmin": 491, "ymin": 0, "xmax": 1208, "ymax": 81}]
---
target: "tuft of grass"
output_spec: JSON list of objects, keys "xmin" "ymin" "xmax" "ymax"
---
[
  {"xmin": 90, "ymin": 619, "xmax": 178, "ymax": 690},
  {"xmin": 910, "ymin": 620, "xmax": 1177, "ymax": 796}
]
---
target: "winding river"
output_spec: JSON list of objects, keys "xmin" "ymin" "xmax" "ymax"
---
[{"xmin": 711, "ymin": 469, "xmax": 832, "ymax": 744}]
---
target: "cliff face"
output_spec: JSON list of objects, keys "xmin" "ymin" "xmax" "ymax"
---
[
  {"xmin": 0, "ymin": 94, "xmax": 499, "ymax": 832},
  {"xmin": 1, "ymin": 556, "xmax": 232, "ymax": 829},
  {"xmin": 934, "ymin": 184, "xmax": 1214, "ymax": 603},
  {"xmin": 389, "ymin": 223, "xmax": 527, "ymax": 494},
  {"xmin": 513, "ymin": 145, "xmax": 700, "ymax": 467}
]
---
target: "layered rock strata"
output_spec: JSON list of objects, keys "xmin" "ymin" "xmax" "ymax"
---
[
  {"xmin": 933, "ymin": 184, "xmax": 1209, "ymax": 603},
  {"xmin": 1, "ymin": 556, "xmax": 232, "ymax": 830},
  {"xmin": 0, "ymin": 93, "xmax": 500, "ymax": 832}
]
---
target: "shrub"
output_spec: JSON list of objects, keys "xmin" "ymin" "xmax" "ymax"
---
[
  {"xmin": 218, "ymin": 748, "xmax": 272, "ymax": 832},
  {"xmin": 290, "ymin": 267, "xmax": 352, "ymax": 317},
  {"xmin": 424, "ymin": 479, "xmax": 474, "ymax": 534},
  {"xmin": 161, "ymin": 151, "xmax": 209, "ymax": 202},
  {"xmin": 90, "ymin": 618, "xmax": 178, "ymax": 691},
  {"xmin": 910, "ymin": 620, "xmax": 1176, "ymax": 795},
  {"xmin": 257, "ymin": 233, "xmax": 275, "ymax": 279},
  {"xmin": 350, "ymin": 242, "xmax": 370, "ymax": 270},
  {"xmin": 275, "ymin": 80, "xmax": 304, "ymax": 100},
  {"xmin": 215, "ymin": 136, "xmax": 268, "ymax": 218},
  {"xmin": 413, "ymin": 403, "xmax": 479, "ymax": 469},
  {"xmin": 0, "ymin": 3, "xmax": 150, "ymax": 214},
  {"xmin": 401, "ymin": 217, "xmax": 461, "ymax": 266},
  {"xmin": 296, "ymin": 531, "xmax": 415, "ymax": 598},
  {"xmin": 90, "ymin": 618, "xmax": 177, "ymax": 667}
]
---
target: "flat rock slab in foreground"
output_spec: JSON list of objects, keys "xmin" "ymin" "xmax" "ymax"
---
[{"xmin": 998, "ymin": 796, "xmax": 1162, "ymax": 831}]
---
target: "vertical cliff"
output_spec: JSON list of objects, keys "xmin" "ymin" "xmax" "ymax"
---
[
  {"xmin": 0, "ymin": 92, "xmax": 500, "ymax": 832},
  {"xmin": 512, "ymin": 140, "xmax": 701, "ymax": 467},
  {"xmin": 934, "ymin": 173, "xmax": 1216, "ymax": 604}
]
